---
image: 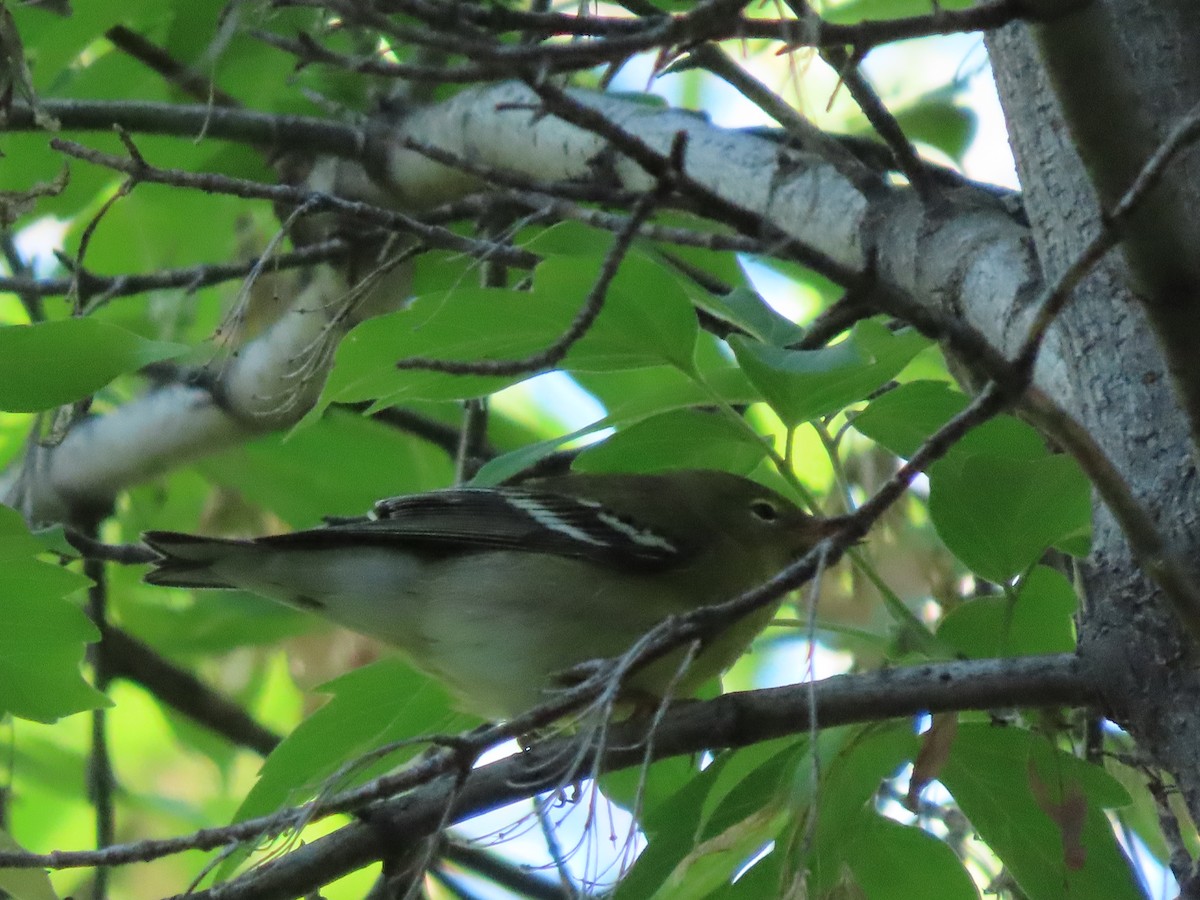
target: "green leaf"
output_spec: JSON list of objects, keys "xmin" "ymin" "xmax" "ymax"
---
[
  {"xmin": 0, "ymin": 505, "xmax": 106, "ymax": 722},
  {"xmin": 825, "ymin": 0, "xmax": 976, "ymax": 24},
  {"xmin": 852, "ymin": 380, "xmax": 967, "ymax": 459},
  {"xmin": 928, "ymin": 453, "xmax": 1091, "ymax": 583},
  {"xmin": 691, "ymin": 286, "xmax": 805, "ymax": 347},
  {"xmin": 614, "ymin": 740, "xmax": 804, "ymax": 900},
  {"xmin": 894, "ymin": 93, "xmax": 978, "ymax": 163},
  {"xmin": 576, "ymin": 356, "xmax": 759, "ymax": 423},
  {"xmin": 846, "ymin": 813, "xmax": 979, "ymax": 900},
  {"xmin": 222, "ymin": 658, "xmax": 476, "ymax": 880},
  {"xmin": 938, "ymin": 566, "xmax": 1078, "ymax": 658},
  {"xmin": 0, "ymin": 829, "xmax": 60, "ymax": 900},
  {"xmin": 730, "ymin": 321, "xmax": 929, "ymax": 427},
  {"xmin": 11, "ymin": 0, "xmax": 159, "ymax": 92},
  {"xmin": 852, "ymin": 380, "xmax": 1049, "ymax": 463},
  {"xmin": 574, "ymin": 409, "xmax": 769, "ymax": 474},
  {"xmin": 28, "ymin": 524, "xmax": 74, "ymax": 558},
  {"xmin": 318, "ymin": 252, "xmax": 698, "ymax": 410},
  {"xmin": 0, "ymin": 507, "xmax": 44, "ymax": 560},
  {"xmin": 1102, "ymin": 758, "xmax": 1173, "ymax": 866},
  {"xmin": 698, "ymin": 739, "xmax": 808, "ymax": 842},
  {"xmin": 198, "ymin": 409, "xmax": 455, "ymax": 526},
  {"xmin": 234, "ymin": 658, "xmax": 475, "ymax": 820},
  {"xmin": 601, "ymin": 755, "xmax": 700, "ymax": 826},
  {"xmin": 315, "ymin": 286, "xmax": 552, "ymax": 405},
  {"xmin": 941, "ymin": 724, "xmax": 1142, "ymax": 900},
  {"xmin": 470, "ymin": 429, "xmax": 593, "ymax": 487},
  {"xmin": 472, "ymin": 358, "xmax": 762, "ymax": 485},
  {"xmin": 726, "ymin": 848, "xmax": 784, "ymax": 898},
  {"xmin": 649, "ymin": 214, "xmax": 753, "ymax": 294},
  {"xmin": 521, "ymin": 219, "xmax": 614, "ymax": 257},
  {"xmin": 0, "ymin": 320, "xmax": 187, "ymax": 412},
  {"xmin": 652, "ymin": 805, "xmax": 785, "ymax": 899},
  {"xmin": 615, "ymin": 758, "xmax": 727, "ymax": 900},
  {"xmin": 570, "ymin": 252, "xmax": 700, "ymax": 375},
  {"xmin": 805, "ymin": 724, "xmax": 919, "ymax": 894},
  {"xmin": 119, "ymin": 587, "xmax": 312, "ymax": 658},
  {"xmin": 67, "ymin": 184, "xmax": 244, "ymax": 275}
]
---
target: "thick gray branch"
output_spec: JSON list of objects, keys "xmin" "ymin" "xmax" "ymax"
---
[{"xmin": 6, "ymin": 85, "xmax": 1045, "ymax": 524}]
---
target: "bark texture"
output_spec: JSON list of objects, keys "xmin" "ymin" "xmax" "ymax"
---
[{"xmin": 989, "ymin": 14, "xmax": 1200, "ymax": 826}]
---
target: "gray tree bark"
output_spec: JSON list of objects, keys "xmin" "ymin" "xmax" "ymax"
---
[{"xmin": 988, "ymin": 8, "xmax": 1200, "ymax": 849}]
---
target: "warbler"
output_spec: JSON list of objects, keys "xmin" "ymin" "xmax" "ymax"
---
[{"xmin": 143, "ymin": 470, "xmax": 838, "ymax": 719}]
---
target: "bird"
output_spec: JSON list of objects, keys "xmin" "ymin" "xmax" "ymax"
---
[{"xmin": 143, "ymin": 469, "xmax": 839, "ymax": 720}]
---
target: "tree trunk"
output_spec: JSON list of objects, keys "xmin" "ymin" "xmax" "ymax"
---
[{"xmin": 988, "ymin": 12, "xmax": 1200, "ymax": 834}]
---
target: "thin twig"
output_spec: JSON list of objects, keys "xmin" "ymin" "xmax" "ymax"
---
[
  {"xmin": 0, "ymin": 239, "xmax": 354, "ymax": 303},
  {"xmin": 105, "ymin": 25, "xmax": 241, "ymax": 107},
  {"xmin": 104, "ymin": 628, "xmax": 281, "ymax": 758},
  {"xmin": 821, "ymin": 45, "xmax": 935, "ymax": 197},
  {"xmin": 252, "ymin": 27, "xmax": 598, "ymax": 83},
  {"xmin": 524, "ymin": 77, "xmax": 863, "ymax": 287},
  {"xmin": 282, "ymin": 0, "xmax": 1037, "ymax": 65},
  {"xmin": 394, "ymin": 181, "xmax": 667, "ymax": 376}
]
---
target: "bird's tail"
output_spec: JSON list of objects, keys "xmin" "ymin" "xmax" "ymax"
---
[{"xmin": 142, "ymin": 531, "xmax": 249, "ymax": 589}]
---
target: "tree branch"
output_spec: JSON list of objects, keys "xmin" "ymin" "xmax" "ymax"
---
[
  {"xmin": 5, "ymin": 100, "xmax": 375, "ymax": 161},
  {"xmin": 104, "ymin": 627, "xmax": 281, "ymax": 758},
  {"xmin": 0, "ymin": 655, "xmax": 1093, "ymax": 877},
  {"xmin": 190, "ymin": 655, "xmax": 1095, "ymax": 900}
]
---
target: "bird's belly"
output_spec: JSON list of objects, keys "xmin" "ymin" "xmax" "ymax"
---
[{"xmin": 223, "ymin": 547, "xmax": 429, "ymax": 639}]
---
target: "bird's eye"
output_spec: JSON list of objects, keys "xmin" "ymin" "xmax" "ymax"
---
[{"xmin": 749, "ymin": 499, "xmax": 779, "ymax": 522}]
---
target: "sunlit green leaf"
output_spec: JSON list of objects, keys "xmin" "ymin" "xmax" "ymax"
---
[
  {"xmin": 473, "ymin": 360, "xmax": 762, "ymax": 485},
  {"xmin": 699, "ymin": 739, "xmax": 808, "ymax": 842},
  {"xmin": 851, "ymin": 380, "xmax": 968, "ymax": 459},
  {"xmin": 731, "ymin": 321, "xmax": 928, "ymax": 427},
  {"xmin": 825, "ymin": 0, "xmax": 976, "ymax": 24},
  {"xmin": 853, "ymin": 380, "xmax": 1063, "ymax": 468},
  {"xmin": 0, "ymin": 319, "xmax": 187, "ymax": 412},
  {"xmin": 0, "ymin": 829, "xmax": 59, "ymax": 900},
  {"xmin": 575, "ymin": 408, "xmax": 769, "ymax": 474},
  {"xmin": 198, "ymin": 409, "xmax": 455, "ymax": 526},
  {"xmin": 318, "ymin": 250, "xmax": 698, "ymax": 412},
  {"xmin": 234, "ymin": 658, "xmax": 474, "ymax": 820},
  {"xmin": 693, "ymin": 285, "xmax": 805, "ymax": 347},
  {"xmin": 0, "ymin": 506, "xmax": 105, "ymax": 722},
  {"xmin": 223, "ymin": 658, "xmax": 476, "ymax": 879}
]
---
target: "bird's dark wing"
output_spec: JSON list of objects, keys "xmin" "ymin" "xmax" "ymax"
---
[{"xmin": 256, "ymin": 487, "xmax": 685, "ymax": 570}]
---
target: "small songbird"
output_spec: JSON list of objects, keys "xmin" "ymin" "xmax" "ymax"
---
[{"xmin": 143, "ymin": 470, "xmax": 838, "ymax": 719}]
